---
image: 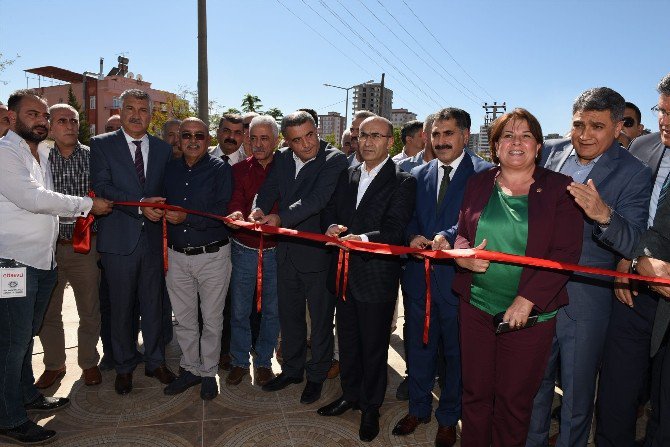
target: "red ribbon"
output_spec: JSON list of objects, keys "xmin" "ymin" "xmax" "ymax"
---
[
  {"xmin": 95, "ymin": 201, "xmax": 670, "ymax": 344},
  {"xmin": 72, "ymin": 191, "xmax": 97, "ymax": 254},
  {"xmin": 424, "ymin": 257, "xmax": 431, "ymax": 344},
  {"xmin": 335, "ymin": 248, "xmax": 345, "ymax": 298},
  {"xmin": 256, "ymin": 232, "xmax": 264, "ymax": 313},
  {"xmin": 162, "ymin": 215, "xmax": 168, "ymax": 276}
]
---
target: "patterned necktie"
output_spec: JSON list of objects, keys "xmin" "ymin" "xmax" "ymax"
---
[
  {"xmin": 437, "ymin": 165, "xmax": 453, "ymax": 209},
  {"xmin": 658, "ymin": 170, "xmax": 670, "ymax": 207},
  {"xmin": 133, "ymin": 140, "xmax": 145, "ymax": 184}
]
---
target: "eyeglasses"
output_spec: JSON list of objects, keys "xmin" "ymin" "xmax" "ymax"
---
[
  {"xmin": 180, "ymin": 132, "xmax": 206, "ymax": 140},
  {"xmin": 358, "ymin": 132, "xmax": 391, "ymax": 143},
  {"xmin": 622, "ymin": 117, "xmax": 635, "ymax": 128},
  {"xmin": 652, "ymin": 106, "xmax": 670, "ymax": 119}
]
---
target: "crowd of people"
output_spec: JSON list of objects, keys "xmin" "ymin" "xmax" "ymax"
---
[{"xmin": 0, "ymin": 71, "xmax": 669, "ymax": 447}]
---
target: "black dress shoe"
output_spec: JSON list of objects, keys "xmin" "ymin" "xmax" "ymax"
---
[
  {"xmin": 115, "ymin": 372, "xmax": 133, "ymax": 395},
  {"xmin": 359, "ymin": 409, "xmax": 380, "ymax": 442},
  {"xmin": 24, "ymin": 395, "xmax": 70, "ymax": 413},
  {"xmin": 261, "ymin": 372, "xmax": 303, "ymax": 392},
  {"xmin": 0, "ymin": 420, "xmax": 57, "ymax": 445},
  {"xmin": 300, "ymin": 380, "xmax": 323, "ymax": 404},
  {"xmin": 317, "ymin": 397, "xmax": 359, "ymax": 416}
]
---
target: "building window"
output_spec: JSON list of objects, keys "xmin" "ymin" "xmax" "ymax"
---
[
  {"xmin": 90, "ymin": 124, "xmax": 96, "ymax": 135},
  {"xmin": 90, "ymin": 95, "xmax": 96, "ymax": 110},
  {"xmin": 112, "ymin": 97, "xmax": 121, "ymax": 108}
]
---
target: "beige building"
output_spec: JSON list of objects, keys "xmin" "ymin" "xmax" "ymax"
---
[
  {"xmin": 391, "ymin": 108, "xmax": 417, "ymax": 127},
  {"xmin": 318, "ymin": 111, "xmax": 346, "ymax": 145},
  {"xmin": 352, "ymin": 82, "xmax": 393, "ymax": 120}
]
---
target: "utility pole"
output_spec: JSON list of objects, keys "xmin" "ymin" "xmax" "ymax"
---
[
  {"xmin": 197, "ymin": 0, "xmax": 209, "ymax": 125},
  {"xmin": 378, "ymin": 73, "xmax": 385, "ymax": 118},
  {"xmin": 483, "ymin": 102, "xmax": 506, "ymax": 126}
]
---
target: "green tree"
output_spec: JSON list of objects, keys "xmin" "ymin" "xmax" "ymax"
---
[
  {"xmin": 0, "ymin": 52, "xmax": 19, "ymax": 85},
  {"xmin": 67, "ymin": 86, "xmax": 90, "ymax": 145},
  {"xmin": 390, "ymin": 127, "xmax": 403, "ymax": 157},
  {"xmin": 241, "ymin": 93, "xmax": 262, "ymax": 113},
  {"xmin": 225, "ymin": 107, "xmax": 241, "ymax": 115},
  {"xmin": 323, "ymin": 133, "xmax": 338, "ymax": 148},
  {"xmin": 265, "ymin": 107, "xmax": 283, "ymax": 121}
]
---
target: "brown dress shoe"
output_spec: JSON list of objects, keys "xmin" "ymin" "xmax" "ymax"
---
[
  {"xmin": 83, "ymin": 366, "xmax": 102, "ymax": 386},
  {"xmin": 254, "ymin": 367, "xmax": 275, "ymax": 386},
  {"xmin": 226, "ymin": 366, "xmax": 249, "ymax": 385},
  {"xmin": 115, "ymin": 372, "xmax": 133, "ymax": 395},
  {"xmin": 219, "ymin": 353, "xmax": 232, "ymax": 371},
  {"xmin": 392, "ymin": 413, "xmax": 430, "ymax": 436},
  {"xmin": 327, "ymin": 360, "xmax": 340, "ymax": 379},
  {"xmin": 35, "ymin": 366, "xmax": 66, "ymax": 389},
  {"xmin": 145, "ymin": 365, "xmax": 176, "ymax": 384},
  {"xmin": 435, "ymin": 425, "xmax": 457, "ymax": 447}
]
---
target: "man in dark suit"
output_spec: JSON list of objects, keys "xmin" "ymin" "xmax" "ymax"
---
[
  {"xmin": 392, "ymin": 108, "xmax": 492, "ymax": 447},
  {"xmin": 316, "ymin": 116, "xmax": 416, "ymax": 442},
  {"xmin": 527, "ymin": 87, "xmax": 652, "ymax": 447},
  {"xmin": 251, "ymin": 111, "xmax": 347, "ymax": 404},
  {"xmin": 90, "ymin": 89, "xmax": 175, "ymax": 395},
  {"xmin": 608, "ymin": 73, "xmax": 670, "ymax": 446}
]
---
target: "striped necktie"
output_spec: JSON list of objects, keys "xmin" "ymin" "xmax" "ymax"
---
[{"xmin": 133, "ymin": 140, "xmax": 145, "ymax": 184}]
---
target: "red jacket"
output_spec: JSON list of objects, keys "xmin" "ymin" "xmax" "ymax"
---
[{"xmin": 452, "ymin": 166, "xmax": 584, "ymax": 313}]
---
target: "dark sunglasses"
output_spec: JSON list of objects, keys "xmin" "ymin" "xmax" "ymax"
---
[
  {"xmin": 181, "ymin": 132, "xmax": 206, "ymax": 140},
  {"xmin": 622, "ymin": 117, "xmax": 635, "ymax": 128}
]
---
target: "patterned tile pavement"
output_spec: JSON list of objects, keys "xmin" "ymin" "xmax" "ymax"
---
[{"xmin": 0, "ymin": 287, "xmax": 649, "ymax": 446}]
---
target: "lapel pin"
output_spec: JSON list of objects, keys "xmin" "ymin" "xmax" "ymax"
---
[{"xmin": 536, "ymin": 188, "xmax": 542, "ymax": 193}]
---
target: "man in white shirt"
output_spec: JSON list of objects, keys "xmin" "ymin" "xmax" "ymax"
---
[
  {"xmin": 0, "ymin": 90, "xmax": 111, "ymax": 445},
  {"xmin": 209, "ymin": 113, "xmax": 247, "ymax": 165},
  {"xmin": 392, "ymin": 120, "xmax": 424, "ymax": 164}
]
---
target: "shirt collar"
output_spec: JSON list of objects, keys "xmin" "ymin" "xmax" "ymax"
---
[
  {"xmin": 568, "ymin": 147, "xmax": 602, "ymax": 167},
  {"xmin": 437, "ymin": 148, "xmax": 465, "ymax": 171},
  {"xmin": 122, "ymin": 129, "xmax": 148, "ymax": 145},
  {"xmin": 293, "ymin": 151, "xmax": 316, "ymax": 165},
  {"xmin": 52, "ymin": 141, "xmax": 82, "ymax": 158},
  {"xmin": 361, "ymin": 156, "xmax": 389, "ymax": 177}
]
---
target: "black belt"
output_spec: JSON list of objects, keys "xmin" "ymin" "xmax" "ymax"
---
[{"xmin": 169, "ymin": 239, "xmax": 229, "ymax": 256}]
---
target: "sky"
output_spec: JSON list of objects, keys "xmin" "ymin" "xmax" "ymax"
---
[{"xmin": 0, "ymin": 0, "xmax": 668, "ymax": 136}]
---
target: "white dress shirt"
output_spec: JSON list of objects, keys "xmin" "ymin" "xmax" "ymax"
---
[
  {"xmin": 357, "ymin": 158, "xmax": 388, "ymax": 208},
  {"xmin": 436, "ymin": 150, "xmax": 465, "ymax": 202},
  {"xmin": 293, "ymin": 152, "xmax": 316, "ymax": 178},
  {"xmin": 123, "ymin": 130, "xmax": 149, "ymax": 176},
  {"xmin": 0, "ymin": 131, "xmax": 93, "ymax": 269},
  {"xmin": 208, "ymin": 144, "xmax": 246, "ymax": 166}
]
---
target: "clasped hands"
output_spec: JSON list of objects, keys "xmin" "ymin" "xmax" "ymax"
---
[
  {"xmin": 324, "ymin": 224, "xmax": 362, "ymax": 251},
  {"xmin": 140, "ymin": 197, "xmax": 186, "ymax": 224}
]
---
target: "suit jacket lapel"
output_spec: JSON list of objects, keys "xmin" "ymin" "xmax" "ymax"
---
[
  {"xmin": 145, "ymin": 135, "xmax": 159, "ymax": 193},
  {"xmin": 356, "ymin": 159, "xmax": 394, "ymax": 212},
  {"xmin": 288, "ymin": 149, "xmax": 323, "ymax": 200},
  {"xmin": 587, "ymin": 143, "xmax": 619, "ymax": 187},
  {"xmin": 550, "ymin": 144, "xmax": 573, "ymax": 172},
  {"xmin": 349, "ymin": 166, "xmax": 361, "ymax": 212},
  {"xmin": 438, "ymin": 153, "xmax": 473, "ymax": 215},
  {"xmin": 115, "ymin": 130, "xmax": 142, "ymax": 189}
]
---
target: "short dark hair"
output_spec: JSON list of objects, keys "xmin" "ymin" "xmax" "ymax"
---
[
  {"xmin": 218, "ymin": 113, "xmax": 243, "ymax": 127},
  {"xmin": 573, "ymin": 87, "xmax": 626, "ymax": 122},
  {"xmin": 625, "ymin": 102, "xmax": 642, "ymax": 124},
  {"xmin": 488, "ymin": 108, "xmax": 543, "ymax": 164},
  {"xmin": 281, "ymin": 111, "xmax": 316, "ymax": 135},
  {"xmin": 298, "ymin": 108, "xmax": 319, "ymax": 126},
  {"xmin": 400, "ymin": 120, "xmax": 423, "ymax": 144},
  {"xmin": 433, "ymin": 108, "xmax": 471, "ymax": 131},
  {"xmin": 7, "ymin": 89, "xmax": 45, "ymax": 112},
  {"xmin": 658, "ymin": 73, "xmax": 670, "ymax": 96}
]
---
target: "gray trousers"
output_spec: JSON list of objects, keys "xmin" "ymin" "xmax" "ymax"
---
[
  {"xmin": 38, "ymin": 236, "xmax": 101, "ymax": 370},
  {"xmin": 166, "ymin": 245, "xmax": 231, "ymax": 377}
]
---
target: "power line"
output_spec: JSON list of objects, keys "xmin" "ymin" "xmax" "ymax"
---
[
  {"xmin": 333, "ymin": 0, "xmax": 454, "ymax": 108},
  {"xmin": 317, "ymin": 0, "xmax": 441, "ymax": 110},
  {"xmin": 402, "ymin": 0, "xmax": 494, "ymax": 100},
  {"xmin": 293, "ymin": 0, "xmax": 425, "ymax": 112},
  {"xmin": 373, "ymin": 0, "xmax": 488, "ymax": 103}
]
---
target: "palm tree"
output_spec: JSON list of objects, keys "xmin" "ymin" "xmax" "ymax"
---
[
  {"xmin": 241, "ymin": 94, "xmax": 262, "ymax": 113},
  {"xmin": 265, "ymin": 107, "xmax": 283, "ymax": 121},
  {"xmin": 225, "ymin": 107, "xmax": 241, "ymax": 115}
]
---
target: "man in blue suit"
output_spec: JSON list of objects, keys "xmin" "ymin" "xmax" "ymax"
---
[
  {"xmin": 90, "ymin": 89, "xmax": 175, "ymax": 395},
  {"xmin": 527, "ymin": 87, "xmax": 652, "ymax": 446},
  {"xmin": 392, "ymin": 108, "xmax": 492, "ymax": 447}
]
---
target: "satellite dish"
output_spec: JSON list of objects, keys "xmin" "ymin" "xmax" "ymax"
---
[
  {"xmin": 127, "ymin": 72, "xmax": 134, "ymax": 79},
  {"xmin": 136, "ymin": 74, "xmax": 143, "ymax": 81}
]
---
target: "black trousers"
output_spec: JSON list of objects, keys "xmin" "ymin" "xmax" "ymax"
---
[
  {"xmin": 277, "ymin": 260, "xmax": 335, "ymax": 382},
  {"xmin": 596, "ymin": 291, "xmax": 657, "ymax": 446},
  {"xmin": 100, "ymin": 232, "xmax": 165, "ymax": 373},
  {"xmin": 337, "ymin": 293, "xmax": 396, "ymax": 412}
]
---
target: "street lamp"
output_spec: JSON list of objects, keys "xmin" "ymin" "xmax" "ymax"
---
[{"xmin": 323, "ymin": 79, "xmax": 374, "ymax": 127}]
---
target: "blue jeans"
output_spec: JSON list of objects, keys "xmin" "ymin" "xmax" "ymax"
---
[
  {"xmin": 229, "ymin": 240, "xmax": 279, "ymax": 369},
  {"xmin": 0, "ymin": 260, "xmax": 57, "ymax": 429}
]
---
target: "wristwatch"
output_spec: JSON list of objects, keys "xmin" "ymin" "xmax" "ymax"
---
[{"xmin": 630, "ymin": 257, "xmax": 639, "ymax": 273}]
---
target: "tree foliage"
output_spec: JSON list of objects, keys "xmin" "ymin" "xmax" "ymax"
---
[
  {"xmin": 390, "ymin": 127, "xmax": 403, "ymax": 157},
  {"xmin": 67, "ymin": 86, "xmax": 90, "ymax": 145},
  {"xmin": 265, "ymin": 107, "xmax": 283, "ymax": 121},
  {"xmin": 0, "ymin": 52, "xmax": 19, "ymax": 86},
  {"xmin": 241, "ymin": 93, "xmax": 262, "ymax": 113}
]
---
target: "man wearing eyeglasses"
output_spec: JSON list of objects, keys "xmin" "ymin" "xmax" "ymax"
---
[
  {"xmin": 617, "ymin": 102, "xmax": 645, "ymax": 148},
  {"xmin": 393, "ymin": 108, "xmax": 491, "ymax": 447},
  {"xmin": 597, "ymin": 73, "xmax": 670, "ymax": 446},
  {"xmin": 162, "ymin": 118, "xmax": 232, "ymax": 400}
]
